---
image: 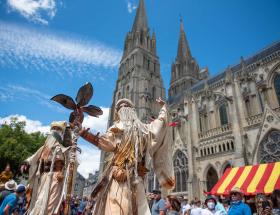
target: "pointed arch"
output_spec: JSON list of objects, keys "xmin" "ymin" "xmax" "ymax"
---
[
  {"xmin": 204, "ymin": 164, "xmax": 219, "ymax": 192},
  {"xmin": 221, "ymin": 162, "xmax": 231, "ymax": 175},
  {"xmin": 219, "ymin": 103, "xmax": 229, "ymax": 126},
  {"xmin": 126, "ymin": 85, "xmax": 130, "ymax": 99},
  {"xmin": 173, "ymin": 150, "xmax": 188, "ymax": 193},
  {"xmin": 274, "ymin": 73, "xmax": 280, "ymax": 105},
  {"xmin": 252, "ymin": 106, "xmax": 280, "ymax": 163},
  {"xmin": 266, "ymin": 62, "xmax": 280, "ymax": 87},
  {"xmin": 266, "ymin": 62, "xmax": 280, "ymax": 108}
]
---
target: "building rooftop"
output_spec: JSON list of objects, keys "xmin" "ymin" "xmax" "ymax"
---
[{"xmin": 168, "ymin": 40, "xmax": 280, "ymax": 104}]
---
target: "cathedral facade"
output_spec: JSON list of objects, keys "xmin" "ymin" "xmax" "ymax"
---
[{"xmin": 104, "ymin": 0, "xmax": 280, "ymax": 199}]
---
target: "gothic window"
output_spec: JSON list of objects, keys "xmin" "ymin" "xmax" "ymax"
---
[
  {"xmin": 259, "ymin": 130, "xmax": 280, "ymax": 163},
  {"xmin": 222, "ymin": 164, "xmax": 231, "ymax": 174},
  {"xmin": 231, "ymin": 141, "xmax": 234, "ymax": 150},
  {"xmin": 118, "ymin": 92, "xmax": 121, "ymax": 100},
  {"xmin": 126, "ymin": 86, "xmax": 130, "ymax": 98},
  {"xmin": 219, "ymin": 104, "xmax": 229, "ymax": 126},
  {"xmin": 148, "ymin": 170, "xmax": 155, "ymax": 192},
  {"xmin": 173, "ymin": 150, "xmax": 188, "ymax": 192},
  {"xmin": 206, "ymin": 167, "xmax": 218, "ymax": 192},
  {"xmin": 245, "ymin": 98, "xmax": 251, "ymax": 117},
  {"xmin": 199, "ymin": 113, "xmax": 208, "ymax": 132},
  {"xmin": 274, "ymin": 73, "xmax": 280, "ymax": 106},
  {"xmin": 152, "ymin": 86, "xmax": 156, "ymax": 99},
  {"xmin": 257, "ymin": 91, "xmax": 264, "ymax": 112}
]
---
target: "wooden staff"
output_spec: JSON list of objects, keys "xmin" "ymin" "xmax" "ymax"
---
[{"xmin": 51, "ymin": 82, "xmax": 103, "ymax": 215}]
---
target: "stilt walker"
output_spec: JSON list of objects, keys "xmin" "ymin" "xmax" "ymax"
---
[{"xmin": 51, "ymin": 82, "xmax": 103, "ymax": 215}]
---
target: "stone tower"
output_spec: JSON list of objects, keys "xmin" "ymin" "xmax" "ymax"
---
[
  {"xmin": 168, "ymin": 19, "xmax": 200, "ymax": 101},
  {"xmin": 100, "ymin": 0, "xmax": 166, "ymax": 172},
  {"xmin": 107, "ymin": 0, "xmax": 165, "ymax": 125}
]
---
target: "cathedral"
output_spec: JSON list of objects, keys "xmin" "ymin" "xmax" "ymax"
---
[{"xmin": 102, "ymin": 0, "xmax": 280, "ymax": 199}]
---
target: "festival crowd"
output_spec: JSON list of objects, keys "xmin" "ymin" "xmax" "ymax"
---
[
  {"xmin": 148, "ymin": 188, "xmax": 280, "ymax": 215},
  {"xmin": 1, "ymin": 164, "xmax": 280, "ymax": 214}
]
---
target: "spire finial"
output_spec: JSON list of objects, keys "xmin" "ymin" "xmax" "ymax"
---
[
  {"xmin": 132, "ymin": 0, "xmax": 149, "ymax": 32},
  {"xmin": 179, "ymin": 14, "xmax": 184, "ymax": 31},
  {"xmin": 176, "ymin": 15, "xmax": 192, "ymax": 61}
]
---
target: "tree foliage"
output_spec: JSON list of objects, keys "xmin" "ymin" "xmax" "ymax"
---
[{"xmin": 0, "ymin": 117, "xmax": 46, "ymax": 173}]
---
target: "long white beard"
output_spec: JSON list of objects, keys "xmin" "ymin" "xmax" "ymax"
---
[
  {"xmin": 118, "ymin": 107, "xmax": 147, "ymax": 134},
  {"xmin": 117, "ymin": 107, "xmax": 148, "ymax": 182}
]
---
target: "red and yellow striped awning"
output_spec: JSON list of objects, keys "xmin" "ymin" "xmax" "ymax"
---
[{"xmin": 210, "ymin": 162, "xmax": 280, "ymax": 195}]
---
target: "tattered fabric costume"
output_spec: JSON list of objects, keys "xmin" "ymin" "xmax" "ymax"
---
[
  {"xmin": 26, "ymin": 121, "xmax": 72, "ymax": 215},
  {"xmin": 82, "ymin": 99, "xmax": 175, "ymax": 215}
]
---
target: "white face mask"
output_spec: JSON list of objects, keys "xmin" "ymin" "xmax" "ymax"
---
[{"xmin": 207, "ymin": 202, "xmax": 215, "ymax": 210}]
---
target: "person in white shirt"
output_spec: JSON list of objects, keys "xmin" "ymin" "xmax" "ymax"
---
[
  {"xmin": 190, "ymin": 199, "xmax": 202, "ymax": 215},
  {"xmin": 181, "ymin": 199, "xmax": 191, "ymax": 215},
  {"xmin": 201, "ymin": 196, "xmax": 223, "ymax": 215}
]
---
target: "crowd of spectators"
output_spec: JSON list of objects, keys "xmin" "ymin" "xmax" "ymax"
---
[{"xmin": 148, "ymin": 187, "xmax": 280, "ymax": 215}]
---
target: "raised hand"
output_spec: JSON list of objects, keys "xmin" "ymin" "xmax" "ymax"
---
[
  {"xmin": 156, "ymin": 97, "xmax": 165, "ymax": 107},
  {"xmin": 79, "ymin": 127, "xmax": 90, "ymax": 137}
]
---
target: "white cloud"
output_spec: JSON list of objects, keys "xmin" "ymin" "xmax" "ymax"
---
[
  {"xmin": 127, "ymin": 0, "xmax": 137, "ymax": 14},
  {"xmin": 83, "ymin": 107, "xmax": 110, "ymax": 134},
  {"xmin": 0, "ymin": 84, "xmax": 66, "ymax": 113},
  {"xmin": 77, "ymin": 143, "xmax": 101, "ymax": 178},
  {"xmin": 0, "ymin": 22, "xmax": 122, "ymax": 77},
  {"xmin": 0, "ymin": 114, "xmax": 50, "ymax": 133},
  {"xmin": 7, "ymin": 0, "xmax": 57, "ymax": 24}
]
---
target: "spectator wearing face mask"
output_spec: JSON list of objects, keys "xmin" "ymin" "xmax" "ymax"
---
[{"xmin": 201, "ymin": 196, "xmax": 223, "ymax": 215}]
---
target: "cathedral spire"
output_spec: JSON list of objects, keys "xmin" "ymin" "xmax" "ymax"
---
[
  {"xmin": 132, "ymin": 0, "xmax": 149, "ymax": 32},
  {"xmin": 176, "ymin": 18, "xmax": 192, "ymax": 61}
]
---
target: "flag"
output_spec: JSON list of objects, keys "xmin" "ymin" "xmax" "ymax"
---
[{"xmin": 168, "ymin": 121, "xmax": 180, "ymax": 127}]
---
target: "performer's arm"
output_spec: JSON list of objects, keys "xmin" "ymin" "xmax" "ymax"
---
[
  {"xmin": 79, "ymin": 129, "xmax": 116, "ymax": 152},
  {"xmin": 79, "ymin": 128, "xmax": 99, "ymax": 146},
  {"xmin": 149, "ymin": 98, "xmax": 168, "ymax": 135}
]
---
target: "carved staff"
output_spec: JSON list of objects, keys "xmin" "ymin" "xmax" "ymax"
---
[{"xmin": 51, "ymin": 82, "xmax": 103, "ymax": 215}]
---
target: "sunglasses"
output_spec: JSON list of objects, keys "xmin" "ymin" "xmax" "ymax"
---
[{"xmin": 230, "ymin": 192, "xmax": 240, "ymax": 196}]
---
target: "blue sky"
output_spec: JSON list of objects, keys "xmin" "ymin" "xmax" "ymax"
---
[{"xmin": 0, "ymin": 0, "xmax": 280, "ymax": 177}]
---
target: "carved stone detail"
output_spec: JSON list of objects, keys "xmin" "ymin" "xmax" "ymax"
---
[{"xmin": 259, "ymin": 130, "xmax": 280, "ymax": 163}]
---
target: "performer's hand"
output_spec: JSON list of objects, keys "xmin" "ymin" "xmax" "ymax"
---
[
  {"xmin": 79, "ymin": 127, "xmax": 90, "ymax": 137},
  {"xmin": 156, "ymin": 97, "xmax": 165, "ymax": 106}
]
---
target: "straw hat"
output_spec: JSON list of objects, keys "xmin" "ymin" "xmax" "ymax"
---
[
  {"xmin": 5, "ymin": 180, "xmax": 17, "ymax": 191},
  {"xmin": 230, "ymin": 187, "xmax": 243, "ymax": 194},
  {"xmin": 50, "ymin": 121, "xmax": 67, "ymax": 131}
]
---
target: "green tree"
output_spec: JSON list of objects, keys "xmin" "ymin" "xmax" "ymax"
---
[{"xmin": 0, "ymin": 117, "xmax": 46, "ymax": 173}]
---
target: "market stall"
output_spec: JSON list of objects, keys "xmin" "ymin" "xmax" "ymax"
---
[{"xmin": 210, "ymin": 162, "xmax": 280, "ymax": 195}]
